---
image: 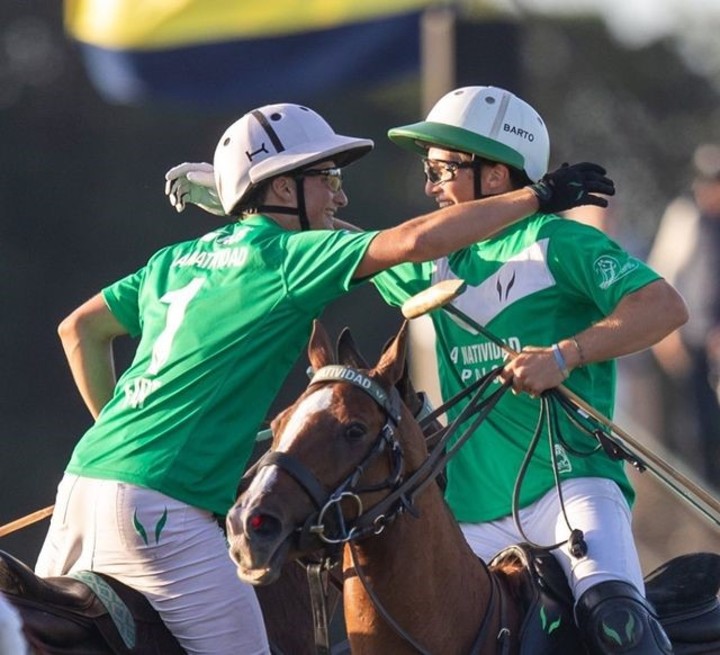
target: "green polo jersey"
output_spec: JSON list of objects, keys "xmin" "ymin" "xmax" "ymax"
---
[
  {"xmin": 373, "ymin": 213, "xmax": 660, "ymax": 522},
  {"xmin": 66, "ymin": 215, "xmax": 378, "ymax": 515}
]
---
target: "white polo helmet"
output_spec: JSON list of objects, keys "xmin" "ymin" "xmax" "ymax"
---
[
  {"xmin": 214, "ymin": 103, "xmax": 374, "ymax": 214},
  {"xmin": 388, "ymin": 86, "xmax": 549, "ymax": 182}
]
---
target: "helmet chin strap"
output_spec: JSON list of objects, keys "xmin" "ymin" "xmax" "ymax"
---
[
  {"xmin": 256, "ymin": 176, "xmax": 311, "ymax": 231},
  {"xmin": 473, "ymin": 167, "xmax": 488, "ymax": 200},
  {"xmin": 467, "ymin": 157, "xmax": 489, "ymax": 201},
  {"xmin": 294, "ymin": 176, "xmax": 311, "ymax": 231}
]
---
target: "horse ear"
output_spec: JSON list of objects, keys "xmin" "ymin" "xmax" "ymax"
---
[
  {"xmin": 373, "ymin": 320, "xmax": 409, "ymax": 386},
  {"xmin": 337, "ymin": 327, "xmax": 370, "ymax": 369},
  {"xmin": 380, "ymin": 335, "xmax": 412, "ymax": 400},
  {"xmin": 308, "ymin": 320, "xmax": 335, "ymax": 371}
]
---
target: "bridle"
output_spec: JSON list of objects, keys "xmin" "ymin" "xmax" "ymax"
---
[
  {"xmin": 249, "ymin": 365, "xmax": 407, "ymax": 553},
  {"xmin": 241, "ymin": 365, "xmax": 412, "ymax": 655},
  {"xmin": 243, "ymin": 363, "xmax": 512, "ymax": 654},
  {"xmin": 249, "ymin": 364, "xmax": 507, "ymax": 552}
]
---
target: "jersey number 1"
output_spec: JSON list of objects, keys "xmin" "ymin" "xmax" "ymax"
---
[{"xmin": 148, "ymin": 278, "xmax": 205, "ymax": 375}]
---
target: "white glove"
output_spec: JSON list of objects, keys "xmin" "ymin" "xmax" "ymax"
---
[{"xmin": 164, "ymin": 162, "xmax": 225, "ymax": 216}]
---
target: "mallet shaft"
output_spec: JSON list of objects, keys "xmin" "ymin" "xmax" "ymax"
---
[{"xmin": 0, "ymin": 504, "xmax": 54, "ymax": 538}]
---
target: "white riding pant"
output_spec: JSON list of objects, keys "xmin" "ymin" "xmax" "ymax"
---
[
  {"xmin": 35, "ymin": 474, "xmax": 270, "ymax": 655},
  {"xmin": 460, "ymin": 477, "xmax": 644, "ymax": 601}
]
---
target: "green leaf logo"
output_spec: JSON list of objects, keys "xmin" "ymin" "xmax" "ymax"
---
[
  {"xmin": 602, "ymin": 621, "xmax": 622, "ymax": 646},
  {"xmin": 154, "ymin": 508, "xmax": 168, "ymax": 544},
  {"xmin": 540, "ymin": 606, "xmax": 562, "ymax": 634},
  {"xmin": 624, "ymin": 613, "xmax": 636, "ymax": 641},
  {"xmin": 133, "ymin": 507, "xmax": 168, "ymax": 545},
  {"xmin": 133, "ymin": 509, "xmax": 149, "ymax": 545}
]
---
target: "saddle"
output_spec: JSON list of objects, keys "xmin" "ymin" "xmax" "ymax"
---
[
  {"xmin": 490, "ymin": 544, "xmax": 583, "ymax": 654},
  {"xmin": 646, "ymin": 552, "xmax": 720, "ymax": 653},
  {"xmin": 0, "ymin": 550, "xmax": 184, "ymax": 655},
  {"xmin": 490, "ymin": 544, "xmax": 720, "ymax": 655}
]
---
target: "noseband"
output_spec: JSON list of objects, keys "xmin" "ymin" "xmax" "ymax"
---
[{"xmin": 253, "ymin": 365, "xmax": 407, "ymax": 553}]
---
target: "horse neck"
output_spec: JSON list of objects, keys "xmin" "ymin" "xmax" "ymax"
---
[{"xmin": 342, "ymin": 476, "xmax": 498, "ymax": 654}]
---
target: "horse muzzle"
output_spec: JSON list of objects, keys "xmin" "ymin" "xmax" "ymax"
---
[{"xmin": 226, "ymin": 499, "xmax": 294, "ymax": 586}]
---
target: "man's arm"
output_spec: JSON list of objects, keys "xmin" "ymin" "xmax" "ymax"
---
[
  {"xmin": 572, "ymin": 279, "xmax": 689, "ymax": 363},
  {"xmin": 353, "ymin": 187, "xmax": 541, "ymax": 278},
  {"xmin": 58, "ymin": 293, "xmax": 129, "ymax": 419},
  {"xmin": 502, "ymin": 279, "xmax": 689, "ymax": 396},
  {"xmin": 355, "ymin": 162, "xmax": 614, "ymax": 279}
]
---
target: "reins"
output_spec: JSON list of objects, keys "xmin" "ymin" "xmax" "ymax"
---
[
  {"xmin": 510, "ymin": 393, "xmax": 590, "ymax": 558},
  {"xmin": 348, "ymin": 370, "xmax": 510, "ymax": 537},
  {"xmin": 280, "ymin": 364, "xmax": 512, "ymax": 655},
  {"xmin": 438, "ymin": 301, "xmax": 720, "ymax": 528}
]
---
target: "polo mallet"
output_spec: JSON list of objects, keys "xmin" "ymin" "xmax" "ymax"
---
[
  {"xmin": 0, "ymin": 504, "xmax": 54, "ymax": 539},
  {"xmin": 401, "ymin": 280, "xmax": 720, "ymax": 528}
]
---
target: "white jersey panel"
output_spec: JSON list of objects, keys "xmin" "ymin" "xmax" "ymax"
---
[{"xmin": 432, "ymin": 238, "xmax": 555, "ymax": 326}]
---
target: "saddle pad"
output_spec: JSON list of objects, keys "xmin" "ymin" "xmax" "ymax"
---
[{"xmin": 69, "ymin": 571, "xmax": 136, "ymax": 650}]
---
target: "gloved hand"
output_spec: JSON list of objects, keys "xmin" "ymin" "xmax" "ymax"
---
[
  {"xmin": 529, "ymin": 162, "xmax": 615, "ymax": 214},
  {"xmin": 164, "ymin": 162, "xmax": 225, "ymax": 215}
]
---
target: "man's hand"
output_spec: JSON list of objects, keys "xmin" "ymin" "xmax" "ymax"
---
[
  {"xmin": 529, "ymin": 162, "xmax": 615, "ymax": 214},
  {"xmin": 164, "ymin": 162, "xmax": 225, "ymax": 215},
  {"xmin": 499, "ymin": 346, "xmax": 569, "ymax": 397}
]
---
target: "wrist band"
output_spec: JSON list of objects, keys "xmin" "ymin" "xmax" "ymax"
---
[
  {"xmin": 551, "ymin": 343, "xmax": 570, "ymax": 379},
  {"xmin": 570, "ymin": 336, "xmax": 585, "ymax": 366}
]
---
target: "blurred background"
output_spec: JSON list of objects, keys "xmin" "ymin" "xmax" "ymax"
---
[{"xmin": 1, "ymin": 0, "xmax": 718, "ymax": 572}]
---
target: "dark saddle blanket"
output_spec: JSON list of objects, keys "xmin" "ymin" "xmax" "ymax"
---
[
  {"xmin": 490, "ymin": 544, "xmax": 720, "ymax": 655},
  {"xmin": 0, "ymin": 550, "xmax": 185, "ymax": 655}
]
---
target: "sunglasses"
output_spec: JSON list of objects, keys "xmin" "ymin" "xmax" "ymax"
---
[
  {"xmin": 298, "ymin": 167, "xmax": 343, "ymax": 192},
  {"xmin": 423, "ymin": 158, "xmax": 478, "ymax": 185}
]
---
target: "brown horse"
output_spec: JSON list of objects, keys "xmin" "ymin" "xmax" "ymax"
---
[
  {"xmin": 227, "ymin": 319, "xmax": 526, "ymax": 654},
  {"xmin": 249, "ymin": 326, "xmax": 444, "ymax": 655},
  {"xmin": 227, "ymin": 320, "xmax": 720, "ymax": 655}
]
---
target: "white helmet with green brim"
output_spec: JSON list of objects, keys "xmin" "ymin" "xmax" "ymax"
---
[{"xmin": 388, "ymin": 86, "xmax": 550, "ymax": 182}]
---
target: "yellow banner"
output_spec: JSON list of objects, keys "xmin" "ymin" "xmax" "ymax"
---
[{"xmin": 65, "ymin": 0, "xmax": 433, "ymax": 49}]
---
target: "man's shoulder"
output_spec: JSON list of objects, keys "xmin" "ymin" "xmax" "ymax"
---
[
  {"xmin": 535, "ymin": 213, "xmax": 602, "ymax": 234},
  {"xmin": 534, "ymin": 215, "xmax": 613, "ymax": 251},
  {"xmin": 283, "ymin": 227, "xmax": 378, "ymax": 255}
]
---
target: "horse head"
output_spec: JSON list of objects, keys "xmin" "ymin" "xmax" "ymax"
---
[{"xmin": 226, "ymin": 320, "xmax": 428, "ymax": 585}]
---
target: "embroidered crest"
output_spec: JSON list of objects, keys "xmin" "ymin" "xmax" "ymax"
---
[{"xmin": 593, "ymin": 256, "xmax": 639, "ymax": 290}]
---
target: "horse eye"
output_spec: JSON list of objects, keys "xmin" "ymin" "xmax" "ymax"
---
[{"xmin": 344, "ymin": 421, "xmax": 368, "ymax": 441}]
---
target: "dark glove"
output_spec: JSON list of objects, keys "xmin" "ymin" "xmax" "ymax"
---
[{"xmin": 529, "ymin": 162, "xmax": 615, "ymax": 213}]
